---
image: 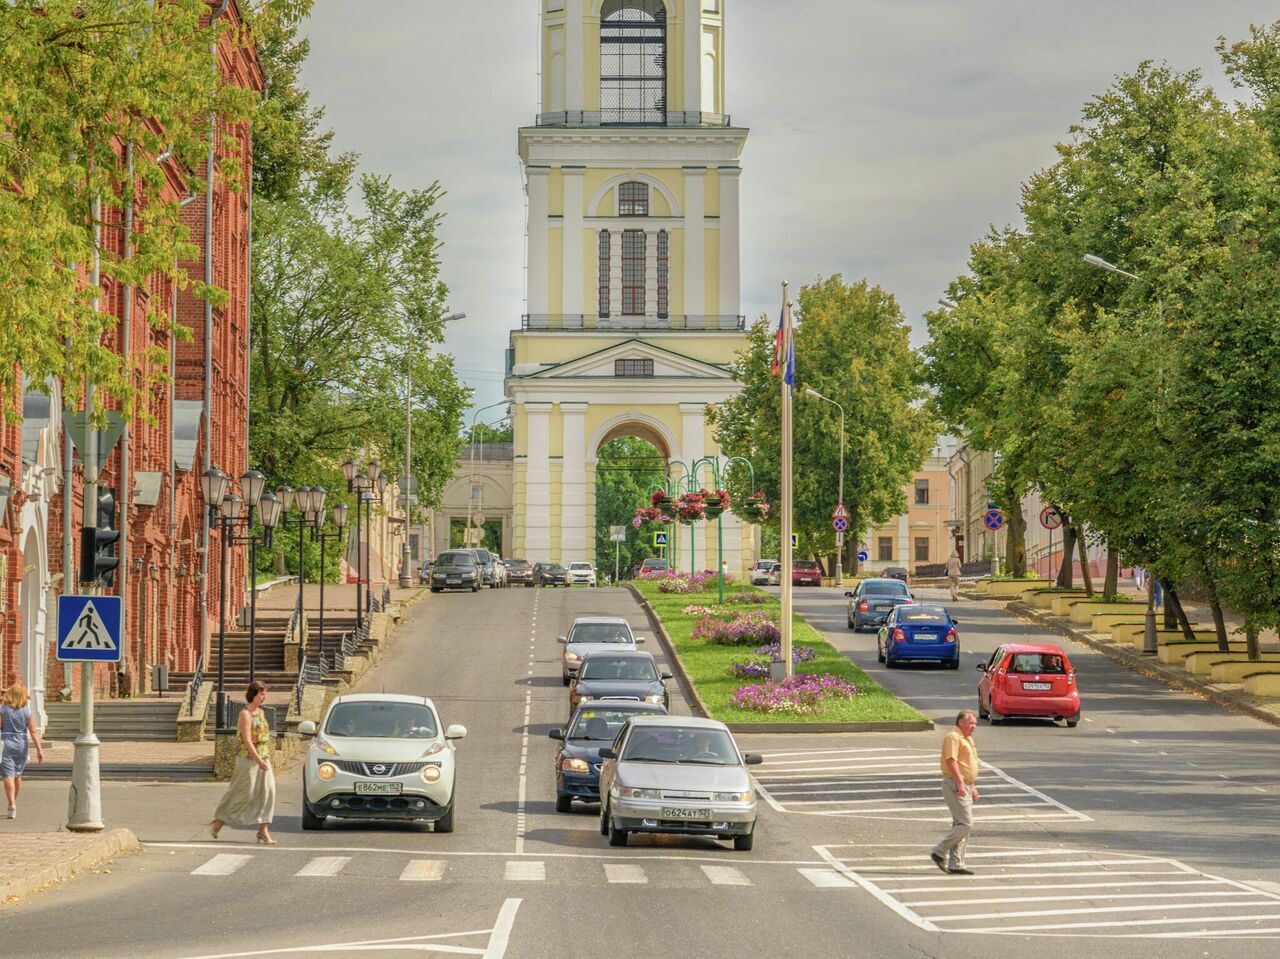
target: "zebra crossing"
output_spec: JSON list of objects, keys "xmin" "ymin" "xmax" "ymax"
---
[
  {"xmin": 818, "ymin": 843, "xmax": 1280, "ymax": 938},
  {"xmin": 753, "ymin": 747, "xmax": 1090, "ymax": 823}
]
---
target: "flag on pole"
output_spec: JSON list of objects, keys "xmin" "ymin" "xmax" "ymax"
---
[
  {"xmin": 770, "ymin": 305, "xmax": 785, "ymax": 376},
  {"xmin": 770, "ymin": 303, "xmax": 796, "ymax": 394}
]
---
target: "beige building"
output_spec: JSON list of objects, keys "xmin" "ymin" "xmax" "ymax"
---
[
  {"xmin": 864, "ymin": 438, "xmax": 957, "ymax": 572},
  {"xmin": 426, "ymin": 444, "xmax": 516, "ymax": 560}
]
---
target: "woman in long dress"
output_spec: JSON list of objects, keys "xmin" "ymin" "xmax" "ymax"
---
[
  {"xmin": 1, "ymin": 679, "xmax": 45, "ymax": 819},
  {"xmin": 209, "ymin": 680, "xmax": 277, "ymax": 844}
]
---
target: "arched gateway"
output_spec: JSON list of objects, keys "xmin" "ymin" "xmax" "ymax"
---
[{"xmin": 506, "ymin": 0, "xmax": 752, "ymax": 574}]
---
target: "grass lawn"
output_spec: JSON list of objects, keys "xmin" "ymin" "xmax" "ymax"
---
[{"xmin": 632, "ymin": 580, "xmax": 927, "ymax": 724}]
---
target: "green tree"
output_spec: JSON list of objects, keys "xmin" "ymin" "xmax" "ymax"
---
[{"xmin": 593, "ymin": 437, "xmax": 666, "ymax": 578}]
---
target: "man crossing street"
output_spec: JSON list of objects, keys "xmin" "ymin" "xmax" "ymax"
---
[{"xmin": 931, "ymin": 709, "xmax": 980, "ymax": 875}]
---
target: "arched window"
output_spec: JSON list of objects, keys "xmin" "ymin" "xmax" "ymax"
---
[
  {"xmin": 618, "ymin": 181, "xmax": 649, "ymax": 216},
  {"xmin": 600, "ymin": 0, "xmax": 667, "ymax": 125}
]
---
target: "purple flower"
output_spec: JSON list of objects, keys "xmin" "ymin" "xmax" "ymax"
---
[{"xmin": 729, "ymin": 673, "xmax": 860, "ymax": 714}]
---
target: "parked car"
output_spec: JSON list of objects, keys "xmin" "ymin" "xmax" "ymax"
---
[
  {"xmin": 298, "ymin": 693, "xmax": 466, "ymax": 832},
  {"xmin": 559, "ymin": 615, "xmax": 646, "ymax": 685},
  {"xmin": 465, "ymin": 548, "xmax": 502, "ymax": 588},
  {"xmin": 846, "ymin": 577, "xmax": 913, "ymax": 631},
  {"xmin": 749, "ymin": 560, "xmax": 778, "ymax": 585},
  {"xmin": 569, "ymin": 650, "xmax": 670, "ymax": 717},
  {"xmin": 418, "ymin": 558, "xmax": 433, "ymax": 585},
  {"xmin": 567, "ymin": 562, "xmax": 598, "ymax": 587},
  {"xmin": 635, "ymin": 556, "xmax": 670, "ymax": 577},
  {"xmin": 489, "ymin": 554, "xmax": 509, "ymax": 588},
  {"xmin": 877, "ymin": 604, "xmax": 959, "ymax": 669},
  {"xmin": 532, "ymin": 562, "xmax": 569, "ymax": 587},
  {"xmin": 766, "ymin": 564, "xmax": 782, "ymax": 586},
  {"xmin": 549, "ymin": 700, "xmax": 668, "ymax": 812},
  {"xmin": 977, "ymin": 642, "xmax": 1081, "ymax": 727},
  {"xmin": 881, "ymin": 566, "xmax": 910, "ymax": 585},
  {"xmin": 429, "ymin": 551, "xmax": 482, "ymax": 593},
  {"xmin": 793, "ymin": 560, "xmax": 822, "ymax": 586},
  {"xmin": 505, "ymin": 558, "xmax": 534, "ymax": 586},
  {"xmin": 598, "ymin": 716, "xmax": 763, "ymax": 850}
]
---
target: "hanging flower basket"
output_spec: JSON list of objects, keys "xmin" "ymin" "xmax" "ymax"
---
[
  {"xmin": 702, "ymin": 487, "xmax": 731, "ymax": 519},
  {"xmin": 674, "ymin": 492, "xmax": 707, "ymax": 524},
  {"xmin": 737, "ymin": 492, "xmax": 771, "ymax": 523},
  {"xmin": 633, "ymin": 506, "xmax": 672, "ymax": 528},
  {"xmin": 650, "ymin": 490, "xmax": 669, "ymax": 509}
]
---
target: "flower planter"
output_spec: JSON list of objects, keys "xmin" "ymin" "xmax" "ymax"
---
[{"xmin": 1068, "ymin": 600, "xmax": 1144, "ymax": 626}]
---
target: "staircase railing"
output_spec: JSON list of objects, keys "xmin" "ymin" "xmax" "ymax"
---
[
  {"xmin": 186, "ymin": 654, "xmax": 205, "ymax": 717},
  {"xmin": 293, "ymin": 654, "xmax": 310, "ymax": 714}
]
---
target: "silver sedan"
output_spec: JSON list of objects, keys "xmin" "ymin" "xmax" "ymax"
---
[{"xmin": 598, "ymin": 716, "xmax": 762, "ymax": 851}]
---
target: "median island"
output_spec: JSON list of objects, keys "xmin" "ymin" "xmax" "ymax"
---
[{"xmin": 629, "ymin": 575, "xmax": 929, "ymax": 729}]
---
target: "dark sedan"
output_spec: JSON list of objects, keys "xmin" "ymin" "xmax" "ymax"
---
[
  {"xmin": 533, "ymin": 562, "xmax": 569, "ymax": 587},
  {"xmin": 506, "ymin": 558, "xmax": 534, "ymax": 586},
  {"xmin": 549, "ymin": 701, "xmax": 668, "ymax": 811},
  {"xmin": 429, "ymin": 551, "xmax": 482, "ymax": 593},
  {"xmin": 846, "ymin": 577, "xmax": 913, "ymax": 631},
  {"xmin": 569, "ymin": 650, "xmax": 671, "ymax": 717}
]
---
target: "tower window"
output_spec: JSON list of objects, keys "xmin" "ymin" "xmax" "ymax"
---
[
  {"xmin": 615, "ymin": 359, "xmax": 654, "ymax": 377},
  {"xmin": 657, "ymin": 230, "xmax": 669, "ymax": 319},
  {"xmin": 622, "ymin": 229, "xmax": 645, "ymax": 316},
  {"xmin": 600, "ymin": 0, "xmax": 667, "ymax": 126},
  {"xmin": 598, "ymin": 231, "xmax": 611, "ymax": 318},
  {"xmin": 618, "ymin": 181, "xmax": 649, "ymax": 216}
]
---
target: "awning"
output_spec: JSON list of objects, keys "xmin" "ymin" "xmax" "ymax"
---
[{"xmin": 173, "ymin": 401, "xmax": 204, "ymax": 471}]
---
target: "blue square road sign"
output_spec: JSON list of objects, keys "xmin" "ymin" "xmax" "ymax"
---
[{"xmin": 57, "ymin": 595, "xmax": 123, "ymax": 663}]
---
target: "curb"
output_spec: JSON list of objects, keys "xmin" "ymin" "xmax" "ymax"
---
[
  {"xmin": 1, "ymin": 828, "xmax": 139, "ymax": 904},
  {"xmin": 625, "ymin": 585, "xmax": 934, "ymax": 735},
  {"xmin": 1005, "ymin": 601, "xmax": 1280, "ymax": 730}
]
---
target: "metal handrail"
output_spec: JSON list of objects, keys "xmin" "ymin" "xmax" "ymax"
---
[
  {"xmin": 535, "ymin": 110, "xmax": 732, "ymax": 128},
  {"xmin": 382, "ymin": 585, "xmax": 391, "ymax": 608},
  {"xmin": 521, "ymin": 314, "xmax": 745, "ymax": 332},
  {"xmin": 292, "ymin": 654, "xmax": 308, "ymax": 714},
  {"xmin": 186, "ymin": 654, "xmax": 204, "ymax": 717}
]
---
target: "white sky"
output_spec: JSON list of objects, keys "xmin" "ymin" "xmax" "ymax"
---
[{"xmin": 299, "ymin": 1, "xmax": 1278, "ymax": 416}]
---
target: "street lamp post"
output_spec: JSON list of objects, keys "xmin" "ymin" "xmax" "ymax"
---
[
  {"xmin": 803, "ymin": 386, "xmax": 846, "ymax": 586},
  {"xmin": 691, "ymin": 456, "xmax": 756, "ymax": 604},
  {"xmin": 312, "ymin": 502, "xmax": 349, "ymax": 667}
]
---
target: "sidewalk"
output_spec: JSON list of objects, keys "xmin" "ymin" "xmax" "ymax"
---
[
  {"xmin": 0, "ymin": 829, "xmax": 139, "ymax": 904},
  {"xmin": 255, "ymin": 581, "xmax": 424, "ymax": 611}
]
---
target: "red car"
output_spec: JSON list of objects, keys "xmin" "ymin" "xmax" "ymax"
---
[
  {"xmin": 792, "ymin": 560, "xmax": 823, "ymax": 586},
  {"xmin": 977, "ymin": 642, "xmax": 1080, "ymax": 727}
]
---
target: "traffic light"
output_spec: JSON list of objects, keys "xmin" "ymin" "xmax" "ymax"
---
[{"xmin": 79, "ymin": 486, "xmax": 120, "ymax": 587}]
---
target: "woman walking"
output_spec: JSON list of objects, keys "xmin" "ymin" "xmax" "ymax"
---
[
  {"xmin": 209, "ymin": 680, "xmax": 276, "ymax": 844},
  {"xmin": 946, "ymin": 552, "xmax": 963, "ymax": 603},
  {"xmin": 2, "ymin": 679, "xmax": 45, "ymax": 819}
]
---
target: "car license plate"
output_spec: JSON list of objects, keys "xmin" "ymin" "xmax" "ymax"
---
[
  {"xmin": 876, "ymin": 604, "xmax": 891, "ymax": 611},
  {"xmin": 661, "ymin": 807, "xmax": 705, "ymax": 820},
  {"xmin": 355, "ymin": 781, "xmax": 402, "ymax": 795},
  {"xmin": 447, "ymin": 577, "xmax": 460, "ymax": 584},
  {"xmin": 1023, "ymin": 681, "xmax": 1052, "ymax": 690},
  {"xmin": 915, "ymin": 633, "xmax": 937, "ymax": 642}
]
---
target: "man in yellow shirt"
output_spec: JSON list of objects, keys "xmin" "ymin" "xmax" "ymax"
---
[{"xmin": 931, "ymin": 709, "xmax": 980, "ymax": 875}]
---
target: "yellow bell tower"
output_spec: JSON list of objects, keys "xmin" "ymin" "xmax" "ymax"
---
[{"xmin": 508, "ymin": 1, "xmax": 750, "ymax": 570}]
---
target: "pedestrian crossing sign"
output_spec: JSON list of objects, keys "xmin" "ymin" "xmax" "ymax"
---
[
  {"xmin": 653, "ymin": 531, "xmax": 669, "ymax": 547},
  {"xmin": 57, "ymin": 594, "xmax": 123, "ymax": 663},
  {"xmin": 791, "ymin": 533, "xmax": 798, "ymax": 549}
]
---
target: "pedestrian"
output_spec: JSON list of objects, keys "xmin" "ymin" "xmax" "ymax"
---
[
  {"xmin": 1, "ymin": 679, "xmax": 45, "ymax": 819},
  {"xmin": 931, "ymin": 709, "xmax": 979, "ymax": 875},
  {"xmin": 209, "ymin": 680, "xmax": 277, "ymax": 844},
  {"xmin": 1153, "ymin": 578, "xmax": 1163, "ymax": 608},
  {"xmin": 946, "ymin": 551, "xmax": 962, "ymax": 603},
  {"xmin": 1133, "ymin": 566, "xmax": 1146, "ymax": 591}
]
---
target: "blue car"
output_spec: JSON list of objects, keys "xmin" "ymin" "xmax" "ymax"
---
[
  {"xmin": 549, "ymin": 700, "xmax": 667, "ymax": 812},
  {"xmin": 877, "ymin": 604, "xmax": 959, "ymax": 669}
]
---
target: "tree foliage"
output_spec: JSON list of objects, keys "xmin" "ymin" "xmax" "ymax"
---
[{"xmin": 593, "ymin": 437, "xmax": 666, "ymax": 577}]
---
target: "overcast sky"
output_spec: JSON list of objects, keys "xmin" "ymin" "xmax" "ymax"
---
[{"xmin": 299, "ymin": 1, "xmax": 1278, "ymax": 416}]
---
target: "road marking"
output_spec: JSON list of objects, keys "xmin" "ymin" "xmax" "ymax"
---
[
  {"xmin": 504, "ymin": 860, "xmax": 545, "ymax": 881},
  {"xmin": 604, "ymin": 863, "xmax": 648, "ymax": 884},
  {"xmin": 798, "ymin": 868, "xmax": 857, "ymax": 888},
  {"xmin": 701, "ymin": 865, "xmax": 751, "ymax": 886},
  {"xmin": 295, "ymin": 856, "xmax": 350, "ymax": 877},
  {"xmin": 400, "ymin": 859, "xmax": 447, "ymax": 881},
  {"xmin": 191, "ymin": 854, "xmax": 252, "ymax": 876}
]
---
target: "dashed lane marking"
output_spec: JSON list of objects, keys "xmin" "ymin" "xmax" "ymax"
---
[
  {"xmin": 190, "ymin": 853, "xmax": 251, "ymax": 877},
  {"xmin": 400, "ymin": 859, "xmax": 447, "ymax": 881},
  {"xmin": 604, "ymin": 863, "xmax": 648, "ymax": 884},
  {"xmin": 701, "ymin": 865, "xmax": 751, "ymax": 886},
  {"xmin": 798, "ymin": 868, "xmax": 857, "ymax": 889},
  {"xmin": 504, "ymin": 860, "xmax": 545, "ymax": 881},
  {"xmin": 295, "ymin": 856, "xmax": 350, "ymax": 877}
]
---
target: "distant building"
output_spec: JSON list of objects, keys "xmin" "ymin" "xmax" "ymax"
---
[{"xmin": 863, "ymin": 438, "xmax": 956, "ymax": 573}]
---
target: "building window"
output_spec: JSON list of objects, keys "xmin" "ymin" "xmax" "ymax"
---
[
  {"xmin": 878, "ymin": 537, "xmax": 893, "ymax": 562},
  {"xmin": 914, "ymin": 479, "xmax": 929, "ymax": 505},
  {"xmin": 598, "ymin": 231, "xmax": 610, "ymax": 317},
  {"xmin": 618, "ymin": 181, "xmax": 649, "ymax": 216},
  {"xmin": 657, "ymin": 230, "xmax": 669, "ymax": 318},
  {"xmin": 615, "ymin": 359, "xmax": 654, "ymax": 377},
  {"xmin": 622, "ymin": 229, "xmax": 645, "ymax": 315},
  {"xmin": 915, "ymin": 537, "xmax": 930, "ymax": 563},
  {"xmin": 600, "ymin": 0, "xmax": 667, "ymax": 125}
]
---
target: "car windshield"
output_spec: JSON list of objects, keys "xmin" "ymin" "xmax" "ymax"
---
[
  {"xmin": 568, "ymin": 623, "xmax": 633, "ymax": 644},
  {"xmin": 544, "ymin": 564, "xmax": 565, "ymax": 573},
  {"xmin": 620, "ymin": 726, "xmax": 740, "ymax": 765},
  {"xmin": 864, "ymin": 582, "xmax": 909, "ymax": 597},
  {"xmin": 579, "ymin": 658, "xmax": 657, "ymax": 681},
  {"xmin": 507, "ymin": 559, "xmax": 529, "ymax": 567},
  {"xmin": 472, "ymin": 550, "xmax": 492, "ymax": 563},
  {"xmin": 325, "ymin": 701, "xmax": 438, "ymax": 739},
  {"xmin": 437, "ymin": 553, "xmax": 474, "ymax": 568},
  {"xmin": 569, "ymin": 563, "xmax": 592, "ymax": 571},
  {"xmin": 795, "ymin": 562, "xmax": 819, "ymax": 570},
  {"xmin": 900, "ymin": 607, "xmax": 950, "ymax": 625},
  {"xmin": 567, "ymin": 707, "xmax": 658, "ymax": 741},
  {"xmin": 1008, "ymin": 652, "xmax": 1067, "ymax": 674}
]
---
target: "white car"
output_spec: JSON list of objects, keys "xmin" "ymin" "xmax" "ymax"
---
[
  {"xmin": 567, "ymin": 562, "xmax": 597, "ymax": 587},
  {"xmin": 299, "ymin": 693, "xmax": 466, "ymax": 832},
  {"xmin": 559, "ymin": 615, "xmax": 645, "ymax": 685},
  {"xmin": 749, "ymin": 560, "xmax": 778, "ymax": 585}
]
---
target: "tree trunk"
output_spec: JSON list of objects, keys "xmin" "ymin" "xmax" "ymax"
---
[
  {"xmin": 1055, "ymin": 523, "xmax": 1077, "ymax": 588},
  {"xmin": 1164, "ymin": 584, "xmax": 1197, "ymax": 643},
  {"xmin": 1199, "ymin": 563, "xmax": 1230, "ymax": 652},
  {"xmin": 1004, "ymin": 492, "xmax": 1027, "ymax": 577},
  {"xmin": 1102, "ymin": 548, "xmax": 1119, "ymax": 601},
  {"xmin": 273, "ymin": 550, "xmax": 288, "ymax": 576},
  {"xmin": 1245, "ymin": 622, "xmax": 1261, "ymax": 661},
  {"xmin": 1077, "ymin": 534, "xmax": 1094, "ymax": 597}
]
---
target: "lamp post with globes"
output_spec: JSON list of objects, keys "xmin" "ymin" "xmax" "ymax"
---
[
  {"xmin": 310, "ymin": 501, "xmax": 349, "ymax": 667},
  {"xmin": 278, "ymin": 485, "xmax": 326, "ymax": 636},
  {"xmin": 200, "ymin": 467, "xmax": 282, "ymax": 731},
  {"xmin": 343, "ymin": 459, "xmax": 388, "ymax": 630}
]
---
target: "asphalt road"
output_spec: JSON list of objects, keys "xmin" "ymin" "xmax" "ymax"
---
[{"xmin": 4, "ymin": 583, "xmax": 1279, "ymax": 957}]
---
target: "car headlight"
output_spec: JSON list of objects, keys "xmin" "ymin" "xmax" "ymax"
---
[
  {"xmin": 420, "ymin": 740, "xmax": 446, "ymax": 759},
  {"xmin": 575, "ymin": 694, "xmax": 594, "ymax": 703},
  {"xmin": 712, "ymin": 790, "xmax": 754, "ymax": 803},
  {"xmin": 561, "ymin": 757, "xmax": 591, "ymax": 774},
  {"xmin": 564, "ymin": 651, "xmax": 581, "ymax": 663},
  {"xmin": 618, "ymin": 786, "xmax": 662, "ymax": 800},
  {"xmin": 317, "ymin": 762, "xmax": 337, "ymax": 781},
  {"xmin": 421, "ymin": 765, "xmax": 442, "ymax": 783},
  {"xmin": 644, "ymin": 694, "xmax": 665, "ymax": 704},
  {"xmin": 313, "ymin": 737, "xmax": 338, "ymax": 756}
]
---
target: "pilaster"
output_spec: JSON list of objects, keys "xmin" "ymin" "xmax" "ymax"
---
[
  {"xmin": 718, "ymin": 166, "xmax": 741, "ymax": 317},
  {"xmin": 527, "ymin": 167, "xmax": 550, "ymax": 315},
  {"xmin": 560, "ymin": 402, "xmax": 589, "ymax": 557},
  {"xmin": 525, "ymin": 403, "xmax": 553, "ymax": 560},
  {"xmin": 562, "ymin": 167, "xmax": 585, "ymax": 316},
  {"xmin": 566, "ymin": 0, "xmax": 584, "ymax": 112},
  {"xmin": 683, "ymin": 168, "xmax": 706, "ymax": 317},
  {"xmin": 683, "ymin": 2, "xmax": 701, "ymax": 114}
]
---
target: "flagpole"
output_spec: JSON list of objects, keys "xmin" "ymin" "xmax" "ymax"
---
[{"xmin": 779, "ymin": 283, "xmax": 794, "ymax": 679}]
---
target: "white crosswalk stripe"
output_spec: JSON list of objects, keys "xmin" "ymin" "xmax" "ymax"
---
[
  {"xmin": 503, "ymin": 860, "xmax": 545, "ymax": 881},
  {"xmin": 295, "ymin": 856, "xmax": 351, "ymax": 877},
  {"xmin": 818, "ymin": 844, "xmax": 1280, "ymax": 938},
  {"xmin": 190, "ymin": 854, "xmax": 252, "ymax": 876},
  {"xmin": 399, "ymin": 859, "xmax": 447, "ymax": 882},
  {"xmin": 604, "ymin": 864, "xmax": 648, "ymax": 884},
  {"xmin": 754, "ymin": 748, "xmax": 1090, "ymax": 823},
  {"xmin": 798, "ymin": 868, "xmax": 857, "ymax": 889},
  {"xmin": 700, "ymin": 865, "xmax": 751, "ymax": 886}
]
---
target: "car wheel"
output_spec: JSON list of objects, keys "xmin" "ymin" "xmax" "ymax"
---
[
  {"xmin": 555, "ymin": 793, "xmax": 573, "ymax": 813},
  {"xmin": 430, "ymin": 587, "xmax": 440, "ymax": 594},
  {"xmin": 947, "ymin": 657, "xmax": 960, "ymax": 670},
  {"xmin": 471, "ymin": 584, "xmax": 480, "ymax": 593},
  {"xmin": 607, "ymin": 814, "xmax": 628, "ymax": 847},
  {"xmin": 1066, "ymin": 710, "xmax": 1081, "ymax": 728},
  {"xmin": 977, "ymin": 699, "xmax": 989, "ymax": 720},
  {"xmin": 733, "ymin": 829, "xmax": 755, "ymax": 852},
  {"xmin": 301, "ymin": 792, "xmax": 324, "ymax": 831},
  {"xmin": 435, "ymin": 798, "xmax": 455, "ymax": 834},
  {"xmin": 600, "ymin": 802, "xmax": 610, "ymax": 836},
  {"xmin": 562, "ymin": 672, "xmax": 571, "ymax": 687},
  {"xmin": 876, "ymin": 641, "xmax": 886, "ymax": 664},
  {"xmin": 885, "ymin": 649, "xmax": 897, "ymax": 669},
  {"xmin": 847, "ymin": 617, "xmax": 856, "ymax": 630},
  {"xmin": 989, "ymin": 709, "xmax": 1004, "ymax": 725}
]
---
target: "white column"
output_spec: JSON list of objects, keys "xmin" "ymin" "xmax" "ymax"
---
[
  {"xmin": 683, "ymin": 169, "xmax": 705, "ymax": 318},
  {"xmin": 644, "ymin": 230, "xmax": 658, "ymax": 321},
  {"xmin": 562, "ymin": 167, "xmax": 585, "ymax": 317},
  {"xmin": 718, "ymin": 166, "xmax": 741, "ymax": 318},
  {"xmin": 609, "ymin": 229, "xmax": 623, "ymax": 318},
  {"xmin": 525, "ymin": 403, "xmax": 553, "ymax": 561},
  {"xmin": 566, "ymin": 0, "xmax": 584, "ymax": 113},
  {"xmin": 680, "ymin": 403, "xmax": 706, "ymax": 572},
  {"xmin": 683, "ymin": 4, "xmax": 701, "ymax": 115},
  {"xmin": 526, "ymin": 168, "xmax": 550, "ymax": 316},
  {"xmin": 560, "ymin": 402, "xmax": 589, "ymax": 558}
]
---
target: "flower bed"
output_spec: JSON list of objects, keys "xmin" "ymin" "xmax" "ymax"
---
[
  {"xmin": 727, "ymin": 644, "xmax": 818, "ymax": 679},
  {"xmin": 691, "ymin": 611, "xmax": 781, "ymax": 645},
  {"xmin": 724, "ymin": 591, "xmax": 768, "ymax": 605},
  {"xmin": 657, "ymin": 572, "xmax": 714, "ymax": 594},
  {"xmin": 730, "ymin": 674, "xmax": 860, "ymax": 714}
]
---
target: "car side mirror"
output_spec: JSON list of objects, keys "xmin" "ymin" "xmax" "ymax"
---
[
  {"xmin": 298, "ymin": 720, "xmax": 317, "ymax": 736},
  {"xmin": 951, "ymin": 617, "xmax": 959, "ymax": 624},
  {"xmin": 844, "ymin": 591, "xmax": 855, "ymax": 598},
  {"xmin": 635, "ymin": 637, "xmax": 647, "ymax": 644},
  {"xmin": 557, "ymin": 637, "xmax": 567, "ymax": 644},
  {"xmin": 908, "ymin": 593, "xmax": 915, "ymax": 600},
  {"xmin": 975, "ymin": 663, "xmax": 987, "ymax": 672},
  {"xmin": 599, "ymin": 747, "xmax": 616, "ymax": 760},
  {"xmin": 743, "ymin": 753, "xmax": 764, "ymax": 766},
  {"xmin": 445, "ymin": 724, "xmax": 468, "ymax": 740},
  {"xmin": 660, "ymin": 671, "xmax": 673, "ymax": 680},
  {"xmin": 548, "ymin": 728, "xmax": 565, "ymax": 741}
]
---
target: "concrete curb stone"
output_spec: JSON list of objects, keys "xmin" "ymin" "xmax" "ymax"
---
[{"xmin": 1, "ymin": 828, "xmax": 139, "ymax": 904}]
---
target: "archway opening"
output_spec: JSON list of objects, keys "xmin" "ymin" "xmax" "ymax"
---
[{"xmin": 594, "ymin": 434, "xmax": 667, "ymax": 581}]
